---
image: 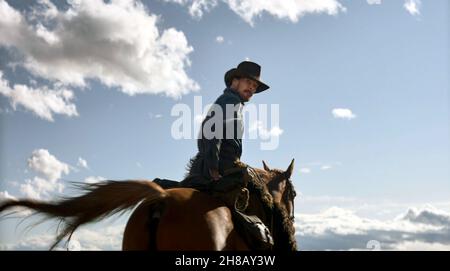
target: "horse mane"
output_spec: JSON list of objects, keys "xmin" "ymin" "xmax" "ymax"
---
[
  {"xmin": 247, "ymin": 167, "xmax": 297, "ymax": 251},
  {"xmin": 184, "ymin": 153, "xmax": 203, "ymax": 179},
  {"xmin": 272, "ymin": 202, "xmax": 297, "ymax": 251}
]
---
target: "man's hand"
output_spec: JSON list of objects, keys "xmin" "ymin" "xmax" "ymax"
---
[{"xmin": 209, "ymin": 168, "xmax": 222, "ymax": 181}]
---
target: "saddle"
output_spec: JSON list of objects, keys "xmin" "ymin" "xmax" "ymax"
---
[{"xmin": 153, "ymin": 167, "xmax": 275, "ymax": 250}]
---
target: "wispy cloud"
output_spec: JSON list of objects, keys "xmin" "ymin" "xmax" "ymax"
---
[
  {"xmin": 165, "ymin": 0, "xmax": 346, "ymax": 26},
  {"xmin": 0, "ymin": 0, "xmax": 199, "ymax": 104},
  {"xmin": 300, "ymin": 168, "xmax": 311, "ymax": 174},
  {"xmin": 298, "ymin": 161, "xmax": 341, "ymax": 174},
  {"xmin": 77, "ymin": 157, "xmax": 89, "ymax": 169},
  {"xmin": 164, "ymin": 0, "xmax": 219, "ymax": 18},
  {"xmin": 149, "ymin": 112, "xmax": 163, "ymax": 119},
  {"xmin": 332, "ymin": 108, "xmax": 356, "ymax": 120},
  {"xmin": 249, "ymin": 121, "xmax": 283, "ymax": 139},
  {"xmin": 367, "ymin": 0, "xmax": 382, "ymax": 5}
]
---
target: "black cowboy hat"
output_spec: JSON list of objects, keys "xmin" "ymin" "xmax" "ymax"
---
[{"xmin": 224, "ymin": 61, "xmax": 270, "ymax": 93}]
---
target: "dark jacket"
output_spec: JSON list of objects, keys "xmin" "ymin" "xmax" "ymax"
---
[{"xmin": 197, "ymin": 88, "xmax": 244, "ymax": 176}]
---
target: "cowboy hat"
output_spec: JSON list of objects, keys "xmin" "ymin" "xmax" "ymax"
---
[{"xmin": 224, "ymin": 61, "xmax": 270, "ymax": 93}]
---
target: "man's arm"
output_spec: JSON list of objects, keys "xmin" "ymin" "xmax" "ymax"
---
[{"xmin": 202, "ymin": 94, "xmax": 240, "ymax": 180}]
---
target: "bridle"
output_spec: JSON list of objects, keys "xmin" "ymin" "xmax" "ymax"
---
[{"xmin": 282, "ymin": 172, "xmax": 297, "ymax": 222}]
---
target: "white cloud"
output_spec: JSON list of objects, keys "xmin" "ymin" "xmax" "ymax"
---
[
  {"xmin": 77, "ymin": 157, "xmax": 88, "ymax": 169},
  {"xmin": 20, "ymin": 176, "xmax": 64, "ymax": 200},
  {"xmin": 166, "ymin": 0, "xmax": 346, "ymax": 25},
  {"xmin": 300, "ymin": 168, "xmax": 311, "ymax": 174},
  {"xmin": 321, "ymin": 165, "xmax": 331, "ymax": 170},
  {"xmin": 332, "ymin": 108, "xmax": 356, "ymax": 120},
  {"xmin": 404, "ymin": 0, "xmax": 421, "ymax": 16},
  {"xmin": 0, "ymin": 0, "xmax": 199, "ymax": 99},
  {"xmin": 216, "ymin": 36, "xmax": 224, "ymax": 43},
  {"xmin": 0, "ymin": 190, "xmax": 33, "ymax": 216},
  {"xmin": 249, "ymin": 121, "xmax": 283, "ymax": 139},
  {"xmin": 6, "ymin": 234, "xmax": 56, "ymax": 250},
  {"xmin": 0, "ymin": 190, "xmax": 16, "ymax": 201},
  {"xmin": 367, "ymin": 0, "xmax": 382, "ymax": 5},
  {"xmin": 401, "ymin": 206, "xmax": 450, "ymax": 226},
  {"xmin": 84, "ymin": 176, "xmax": 106, "ymax": 184},
  {"xmin": 70, "ymin": 225, "xmax": 124, "ymax": 250},
  {"xmin": 2, "ymin": 223, "xmax": 124, "ymax": 250},
  {"xmin": 67, "ymin": 239, "xmax": 82, "ymax": 251},
  {"xmin": 149, "ymin": 112, "xmax": 163, "ymax": 119},
  {"xmin": 392, "ymin": 241, "xmax": 450, "ymax": 251},
  {"xmin": 0, "ymin": 71, "xmax": 78, "ymax": 122},
  {"xmin": 164, "ymin": 0, "xmax": 219, "ymax": 18},
  {"xmin": 296, "ymin": 206, "xmax": 450, "ymax": 250},
  {"xmin": 27, "ymin": 149, "xmax": 70, "ymax": 182},
  {"xmin": 20, "ymin": 149, "xmax": 69, "ymax": 200}
]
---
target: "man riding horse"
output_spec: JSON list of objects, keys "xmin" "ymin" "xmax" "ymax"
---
[{"xmin": 181, "ymin": 61, "xmax": 274, "ymax": 249}]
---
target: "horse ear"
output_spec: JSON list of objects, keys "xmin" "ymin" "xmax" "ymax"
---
[
  {"xmin": 285, "ymin": 158, "xmax": 295, "ymax": 178},
  {"xmin": 262, "ymin": 160, "xmax": 271, "ymax": 171}
]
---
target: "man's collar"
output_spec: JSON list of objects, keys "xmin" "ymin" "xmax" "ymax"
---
[{"xmin": 224, "ymin": 87, "xmax": 245, "ymax": 104}]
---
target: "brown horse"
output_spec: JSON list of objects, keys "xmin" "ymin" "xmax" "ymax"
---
[{"xmin": 0, "ymin": 160, "xmax": 297, "ymax": 251}]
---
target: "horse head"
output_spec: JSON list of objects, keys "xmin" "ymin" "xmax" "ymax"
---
[{"xmin": 262, "ymin": 159, "xmax": 297, "ymax": 222}]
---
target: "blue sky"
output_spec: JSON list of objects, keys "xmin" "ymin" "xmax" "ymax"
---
[{"xmin": 0, "ymin": 0, "xmax": 449, "ymax": 250}]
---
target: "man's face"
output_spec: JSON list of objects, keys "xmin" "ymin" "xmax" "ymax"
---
[{"xmin": 232, "ymin": 77, "xmax": 259, "ymax": 102}]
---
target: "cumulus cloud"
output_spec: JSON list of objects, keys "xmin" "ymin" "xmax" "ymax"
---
[
  {"xmin": 28, "ymin": 149, "xmax": 70, "ymax": 182},
  {"xmin": 0, "ymin": 71, "xmax": 78, "ymax": 121},
  {"xmin": 166, "ymin": 0, "xmax": 346, "ymax": 25},
  {"xmin": 296, "ymin": 206, "xmax": 450, "ymax": 250},
  {"xmin": 332, "ymin": 108, "xmax": 356, "ymax": 120},
  {"xmin": 20, "ymin": 149, "xmax": 69, "ymax": 200},
  {"xmin": 19, "ymin": 176, "xmax": 64, "ymax": 200},
  {"xmin": 404, "ymin": 0, "xmax": 421, "ymax": 16},
  {"xmin": 0, "ymin": 0, "xmax": 199, "ymax": 100}
]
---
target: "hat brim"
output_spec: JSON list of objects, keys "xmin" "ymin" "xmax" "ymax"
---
[{"xmin": 224, "ymin": 68, "xmax": 269, "ymax": 93}]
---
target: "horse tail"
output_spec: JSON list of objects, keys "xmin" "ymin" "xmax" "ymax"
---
[{"xmin": 0, "ymin": 180, "xmax": 167, "ymax": 250}]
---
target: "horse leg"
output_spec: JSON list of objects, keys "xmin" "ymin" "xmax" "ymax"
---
[{"xmin": 122, "ymin": 202, "xmax": 159, "ymax": 250}]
